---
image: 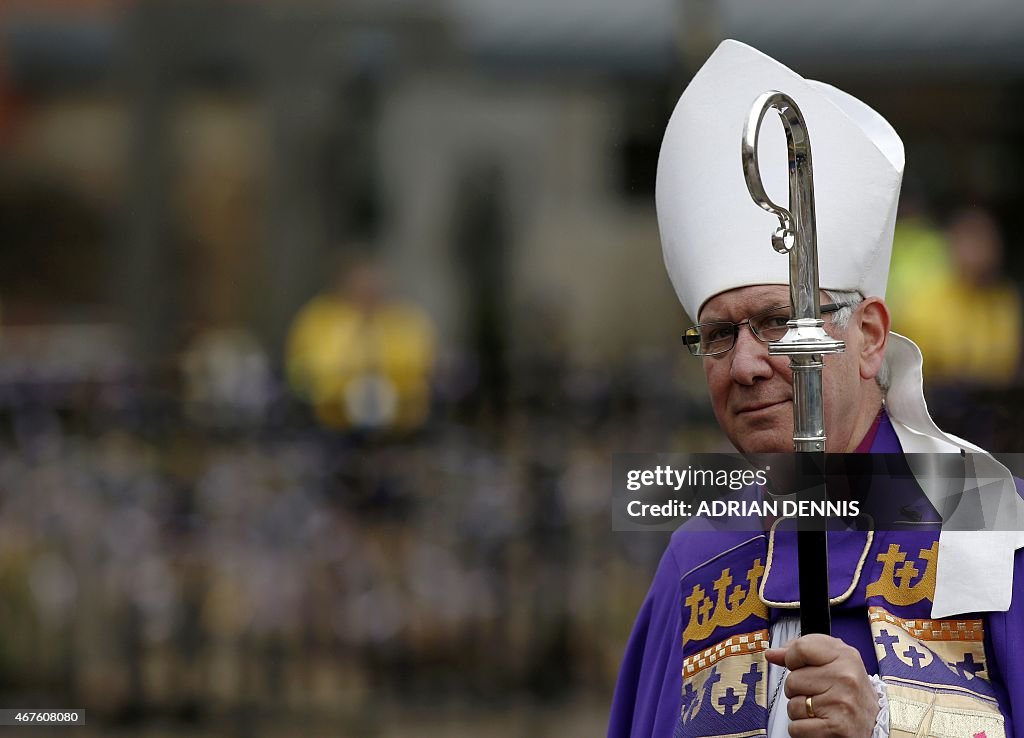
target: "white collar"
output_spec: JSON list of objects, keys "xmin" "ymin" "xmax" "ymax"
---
[{"xmin": 885, "ymin": 332, "xmax": 1024, "ymax": 617}]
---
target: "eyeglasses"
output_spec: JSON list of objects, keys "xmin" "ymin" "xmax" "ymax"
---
[{"xmin": 682, "ymin": 303, "xmax": 849, "ymax": 356}]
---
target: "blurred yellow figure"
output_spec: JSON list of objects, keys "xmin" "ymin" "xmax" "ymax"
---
[
  {"xmin": 887, "ymin": 212, "xmax": 951, "ymax": 323},
  {"xmin": 286, "ymin": 259, "xmax": 437, "ymax": 431},
  {"xmin": 900, "ymin": 207, "xmax": 1022, "ymax": 386}
]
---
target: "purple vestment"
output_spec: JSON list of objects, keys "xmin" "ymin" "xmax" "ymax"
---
[{"xmin": 609, "ymin": 413, "xmax": 1024, "ymax": 738}]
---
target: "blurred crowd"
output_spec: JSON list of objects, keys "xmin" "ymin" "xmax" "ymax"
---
[{"xmin": 0, "ymin": 271, "xmax": 709, "ymax": 733}]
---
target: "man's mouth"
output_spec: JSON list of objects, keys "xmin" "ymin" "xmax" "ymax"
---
[{"xmin": 735, "ymin": 400, "xmax": 790, "ymax": 414}]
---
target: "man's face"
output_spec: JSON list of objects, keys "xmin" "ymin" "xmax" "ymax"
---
[{"xmin": 699, "ymin": 284, "xmax": 864, "ymax": 454}]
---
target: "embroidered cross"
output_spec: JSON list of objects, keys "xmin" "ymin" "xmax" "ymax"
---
[
  {"xmin": 682, "ymin": 682, "xmax": 699, "ymax": 721},
  {"xmin": 699, "ymin": 597, "xmax": 714, "ymax": 622},
  {"xmin": 705, "ymin": 667, "xmax": 722, "ymax": 691},
  {"xmin": 740, "ymin": 662, "xmax": 762, "ymax": 707},
  {"xmin": 713, "ymin": 570, "xmax": 734, "ymax": 609},
  {"xmin": 874, "ymin": 629, "xmax": 899, "ymax": 660},
  {"xmin": 728, "ymin": 585, "xmax": 747, "ymax": 610},
  {"xmin": 877, "ymin": 544, "xmax": 907, "ymax": 569},
  {"xmin": 685, "ymin": 585, "xmax": 712, "ymax": 623},
  {"xmin": 719, "ymin": 687, "xmax": 740, "ymax": 715},
  {"xmin": 894, "ymin": 560, "xmax": 919, "ymax": 589},
  {"xmin": 903, "ymin": 645, "xmax": 926, "ymax": 669},
  {"xmin": 684, "ymin": 683, "xmax": 700, "ymax": 712},
  {"xmin": 951, "ymin": 652, "xmax": 985, "ymax": 680}
]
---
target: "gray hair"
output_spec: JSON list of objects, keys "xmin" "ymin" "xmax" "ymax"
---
[{"xmin": 823, "ymin": 289, "xmax": 891, "ymax": 393}]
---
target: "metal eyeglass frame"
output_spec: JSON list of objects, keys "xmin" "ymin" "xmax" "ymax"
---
[{"xmin": 681, "ymin": 302, "xmax": 850, "ymax": 356}]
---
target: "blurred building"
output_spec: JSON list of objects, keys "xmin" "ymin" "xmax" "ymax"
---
[{"xmin": 5, "ymin": 0, "xmax": 1024, "ymax": 367}]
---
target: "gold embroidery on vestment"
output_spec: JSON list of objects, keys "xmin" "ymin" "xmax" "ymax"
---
[
  {"xmin": 865, "ymin": 541, "xmax": 937, "ymax": 606},
  {"xmin": 683, "ymin": 560, "xmax": 769, "ymax": 643}
]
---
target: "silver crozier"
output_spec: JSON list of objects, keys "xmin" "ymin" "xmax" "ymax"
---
[{"xmin": 741, "ymin": 91, "xmax": 845, "ymax": 635}]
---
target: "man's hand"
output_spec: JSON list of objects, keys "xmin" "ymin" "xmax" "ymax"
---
[{"xmin": 765, "ymin": 634, "xmax": 879, "ymax": 738}]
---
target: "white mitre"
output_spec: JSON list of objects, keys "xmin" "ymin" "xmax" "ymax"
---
[
  {"xmin": 657, "ymin": 39, "xmax": 1024, "ymax": 619},
  {"xmin": 657, "ymin": 39, "xmax": 903, "ymax": 319}
]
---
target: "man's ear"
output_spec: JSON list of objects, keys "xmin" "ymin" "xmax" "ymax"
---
[{"xmin": 856, "ymin": 297, "xmax": 890, "ymax": 381}]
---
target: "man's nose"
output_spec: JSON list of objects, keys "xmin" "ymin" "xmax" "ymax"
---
[{"xmin": 729, "ymin": 325, "xmax": 774, "ymax": 384}]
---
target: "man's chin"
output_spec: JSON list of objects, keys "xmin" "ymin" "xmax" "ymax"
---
[
  {"xmin": 729, "ymin": 409, "xmax": 794, "ymax": 454},
  {"xmin": 733, "ymin": 434, "xmax": 794, "ymax": 455}
]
